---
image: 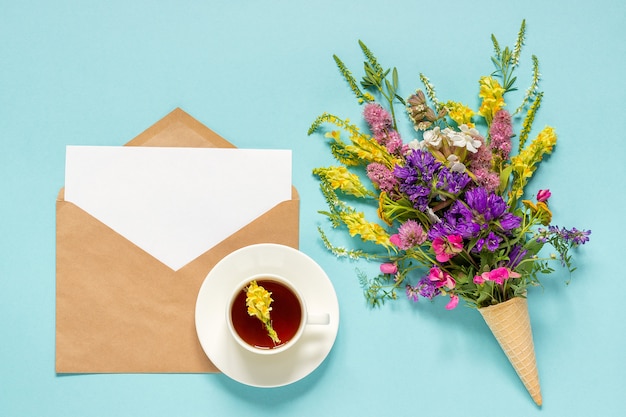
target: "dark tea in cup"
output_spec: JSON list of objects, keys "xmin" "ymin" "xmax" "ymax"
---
[{"xmin": 229, "ymin": 276, "xmax": 304, "ymax": 352}]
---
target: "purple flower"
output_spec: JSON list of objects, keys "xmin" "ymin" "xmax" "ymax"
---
[
  {"xmin": 429, "ymin": 186, "xmax": 521, "ymax": 246},
  {"xmin": 475, "ymin": 231, "xmax": 502, "ymax": 252},
  {"xmin": 418, "ymin": 275, "xmax": 440, "ymax": 299},
  {"xmin": 394, "ymin": 149, "xmax": 470, "ymax": 212},
  {"xmin": 551, "ymin": 226, "xmax": 592, "ymax": 246},
  {"xmin": 396, "ymin": 149, "xmax": 441, "ymax": 183},
  {"xmin": 406, "ymin": 285, "xmax": 420, "ymax": 302},
  {"xmin": 499, "ymin": 212, "xmax": 522, "ymax": 231},
  {"xmin": 464, "ymin": 187, "xmax": 521, "ymax": 231},
  {"xmin": 429, "ymin": 202, "xmax": 480, "ymax": 240},
  {"xmin": 568, "ymin": 228, "xmax": 591, "ymax": 245},
  {"xmin": 436, "ymin": 166, "xmax": 472, "ymax": 195},
  {"xmin": 507, "ymin": 244, "xmax": 528, "ymax": 269}
]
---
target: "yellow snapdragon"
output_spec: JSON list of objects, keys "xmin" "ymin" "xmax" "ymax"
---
[
  {"xmin": 478, "ymin": 76, "xmax": 506, "ymax": 124},
  {"xmin": 510, "ymin": 126, "xmax": 557, "ymax": 200},
  {"xmin": 340, "ymin": 211, "xmax": 391, "ymax": 248},
  {"xmin": 245, "ymin": 280, "xmax": 280, "ymax": 344},
  {"xmin": 313, "ymin": 166, "xmax": 373, "ymax": 198},
  {"xmin": 445, "ymin": 101, "xmax": 475, "ymax": 127}
]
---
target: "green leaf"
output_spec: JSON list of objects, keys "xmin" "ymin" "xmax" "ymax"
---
[
  {"xmin": 385, "ymin": 79, "xmax": 394, "ymax": 96},
  {"xmin": 392, "ymin": 67, "xmax": 399, "ymax": 89},
  {"xmin": 498, "ymin": 165, "xmax": 513, "ymax": 194}
]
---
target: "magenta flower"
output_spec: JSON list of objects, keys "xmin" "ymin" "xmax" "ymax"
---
[
  {"xmin": 537, "ymin": 189, "xmax": 551, "ymax": 202},
  {"xmin": 389, "ymin": 234, "xmax": 402, "ymax": 247},
  {"xmin": 380, "ymin": 262, "xmax": 398, "ymax": 275},
  {"xmin": 477, "ymin": 267, "xmax": 521, "ymax": 285},
  {"xmin": 432, "ymin": 234, "xmax": 463, "ymax": 262},
  {"xmin": 445, "ymin": 294, "xmax": 459, "ymax": 310},
  {"xmin": 429, "ymin": 266, "xmax": 456, "ymax": 289}
]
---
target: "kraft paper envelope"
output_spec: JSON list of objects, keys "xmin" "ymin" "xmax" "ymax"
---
[{"xmin": 56, "ymin": 108, "xmax": 299, "ymax": 373}]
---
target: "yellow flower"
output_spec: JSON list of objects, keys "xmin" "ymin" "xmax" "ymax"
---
[
  {"xmin": 347, "ymin": 133, "xmax": 398, "ymax": 168},
  {"xmin": 510, "ymin": 126, "xmax": 557, "ymax": 201},
  {"xmin": 313, "ymin": 166, "xmax": 373, "ymax": 198},
  {"xmin": 522, "ymin": 200, "xmax": 553, "ymax": 225},
  {"xmin": 445, "ymin": 101, "xmax": 475, "ymax": 127},
  {"xmin": 478, "ymin": 76, "xmax": 505, "ymax": 124},
  {"xmin": 340, "ymin": 211, "xmax": 391, "ymax": 248},
  {"xmin": 324, "ymin": 130, "xmax": 341, "ymax": 141},
  {"xmin": 511, "ymin": 126, "xmax": 557, "ymax": 173},
  {"xmin": 245, "ymin": 281, "xmax": 280, "ymax": 344},
  {"xmin": 377, "ymin": 192, "xmax": 393, "ymax": 226}
]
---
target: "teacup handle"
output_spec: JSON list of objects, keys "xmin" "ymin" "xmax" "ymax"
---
[{"xmin": 307, "ymin": 313, "xmax": 330, "ymax": 325}]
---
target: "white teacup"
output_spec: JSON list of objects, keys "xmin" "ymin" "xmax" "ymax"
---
[{"xmin": 226, "ymin": 274, "xmax": 330, "ymax": 355}]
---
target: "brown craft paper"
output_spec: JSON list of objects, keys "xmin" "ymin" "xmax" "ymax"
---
[{"xmin": 55, "ymin": 108, "xmax": 300, "ymax": 373}]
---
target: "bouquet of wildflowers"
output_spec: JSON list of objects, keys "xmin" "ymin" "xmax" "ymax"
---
[
  {"xmin": 308, "ymin": 21, "xmax": 590, "ymax": 405},
  {"xmin": 309, "ymin": 20, "xmax": 589, "ymax": 310}
]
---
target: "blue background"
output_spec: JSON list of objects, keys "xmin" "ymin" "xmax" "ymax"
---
[{"xmin": 1, "ymin": 1, "xmax": 624, "ymax": 416}]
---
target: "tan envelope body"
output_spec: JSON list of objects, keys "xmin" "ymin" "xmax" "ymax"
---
[{"xmin": 55, "ymin": 108, "xmax": 299, "ymax": 373}]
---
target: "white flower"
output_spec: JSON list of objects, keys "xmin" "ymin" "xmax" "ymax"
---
[
  {"xmin": 422, "ymin": 127, "xmax": 444, "ymax": 149},
  {"xmin": 426, "ymin": 207, "xmax": 440, "ymax": 223},
  {"xmin": 447, "ymin": 154, "xmax": 467, "ymax": 173},
  {"xmin": 407, "ymin": 138, "xmax": 424, "ymax": 151},
  {"xmin": 443, "ymin": 125, "xmax": 482, "ymax": 153}
]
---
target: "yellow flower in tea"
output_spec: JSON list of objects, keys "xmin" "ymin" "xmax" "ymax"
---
[{"xmin": 245, "ymin": 280, "xmax": 280, "ymax": 344}]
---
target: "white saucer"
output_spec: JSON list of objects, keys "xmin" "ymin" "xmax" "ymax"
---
[{"xmin": 195, "ymin": 243, "xmax": 340, "ymax": 387}]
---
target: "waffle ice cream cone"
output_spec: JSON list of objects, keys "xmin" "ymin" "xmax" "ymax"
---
[{"xmin": 479, "ymin": 296, "xmax": 542, "ymax": 406}]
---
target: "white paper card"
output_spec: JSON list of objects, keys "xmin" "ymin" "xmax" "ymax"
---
[{"xmin": 64, "ymin": 146, "xmax": 292, "ymax": 271}]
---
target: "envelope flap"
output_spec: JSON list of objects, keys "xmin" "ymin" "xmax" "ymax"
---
[{"xmin": 126, "ymin": 108, "xmax": 235, "ymax": 148}]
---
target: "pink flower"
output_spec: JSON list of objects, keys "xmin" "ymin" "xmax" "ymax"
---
[
  {"xmin": 489, "ymin": 110, "xmax": 513, "ymax": 159},
  {"xmin": 473, "ymin": 167, "xmax": 500, "ymax": 193},
  {"xmin": 445, "ymin": 294, "xmax": 459, "ymax": 310},
  {"xmin": 392, "ymin": 219, "xmax": 427, "ymax": 250},
  {"xmin": 473, "ymin": 274, "xmax": 485, "ymax": 284},
  {"xmin": 389, "ymin": 234, "xmax": 402, "ymax": 247},
  {"xmin": 486, "ymin": 267, "xmax": 509, "ymax": 284},
  {"xmin": 385, "ymin": 130, "xmax": 403, "ymax": 154},
  {"xmin": 432, "ymin": 234, "xmax": 463, "ymax": 262},
  {"xmin": 428, "ymin": 266, "xmax": 456, "ymax": 289},
  {"xmin": 478, "ymin": 267, "xmax": 522, "ymax": 285},
  {"xmin": 366, "ymin": 162, "xmax": 398, "ymax": 193},
  {"xmin": 363, "ymin": 103, "xmax": 392, "ymax": 137},
  {"xmin": 380, "ymin": 263, "xmax": 398, "ymax": 275},
  {"xmin": 537, "ymin": 189, "xmax": 551, "ymax": 202}
]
